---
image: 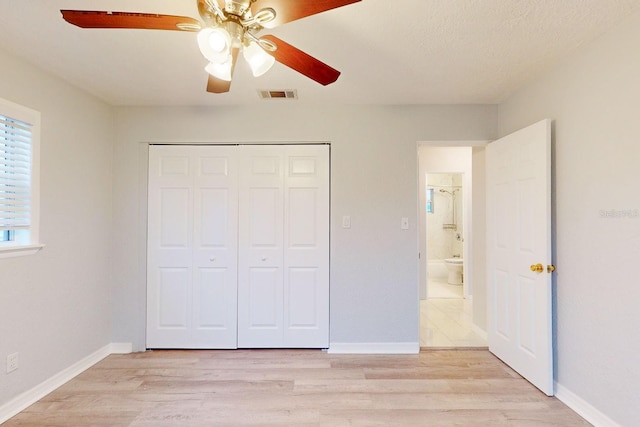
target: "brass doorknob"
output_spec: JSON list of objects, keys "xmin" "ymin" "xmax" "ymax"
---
[
  {"xmin": 547, "ymin": 265, "xmax": 556, "ymax": 273},
  {"xmin": 530, "ymin": 263, "xmax": 544, "ymax": 273}
]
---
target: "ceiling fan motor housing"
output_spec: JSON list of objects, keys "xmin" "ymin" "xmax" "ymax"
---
[
  {"xmin": 225, "ymin": 0, "xmax": 253, "ymax": 17},
  {"xmin": 224, "ymin": 18, "xmax": 245, "ymax": 47}
]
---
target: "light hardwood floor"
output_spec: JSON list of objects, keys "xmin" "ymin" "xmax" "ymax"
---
[{"xmin": 5, "ymin": 349, "xmax": 590, "ymax": 426}]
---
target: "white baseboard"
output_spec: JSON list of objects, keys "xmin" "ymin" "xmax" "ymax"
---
[
  {"xmin": 555, "ymin": 383, "xmax": 621, "ymax": 427},
  {"xmin": 109, "ymin": 342, "xmax": 133, "ymax": 354},
  {"xmin": 0, "ymin": 342, "xmax": 132, "ymax": 424},
  {"xmin": 328, "ymin": 342, "xmax": 420, "ymax": 354}
]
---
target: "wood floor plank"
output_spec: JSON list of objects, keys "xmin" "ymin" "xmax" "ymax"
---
[{"xmin": 4, "ymin": 349, "xmax": 590, "ymax": 426}]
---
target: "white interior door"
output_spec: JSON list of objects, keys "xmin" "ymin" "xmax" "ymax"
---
[
  {"xmin": 238, "ymin": 145, "xmax": 330, "ymax": 348},
  {"xmin": 147, "ymin": 145, "xmax": 238, "ymax": 349},
  {"xmin": 486, "ymin": 119, "xmax": 554, "ymax": 395}
]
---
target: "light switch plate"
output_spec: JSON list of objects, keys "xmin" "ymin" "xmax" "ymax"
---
[
  {"xmin": 342, "ymin": 215, "xmax": 351, "ymax": 229},
  {"xmin": 401, "ymin": 217, "xmax": 409, "ymax": 230}
]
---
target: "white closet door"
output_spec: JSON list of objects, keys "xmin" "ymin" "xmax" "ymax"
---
[
  {"xmin": 283, "ymin": 145, "xmax": 330, "ymax": 347},
  {"xmin": 238, "ymin": 145, "xmax": 330, "ymax": 348},
  {"xmin": 147, "ymin": 145, "xmax": 238, "ymax": 349},
  {"xmin": 237, "ymin": 146, "xmax": 286, "ymax": 347}
]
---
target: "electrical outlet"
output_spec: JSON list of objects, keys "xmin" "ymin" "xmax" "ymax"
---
[{"xmin": 6, "ymin": 353, "xmax": 18, "ymax": 373}]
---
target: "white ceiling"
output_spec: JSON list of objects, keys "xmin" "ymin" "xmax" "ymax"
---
[{"xmin": 1, "ymin": 0, "xmax": 638, "ymax": 106}]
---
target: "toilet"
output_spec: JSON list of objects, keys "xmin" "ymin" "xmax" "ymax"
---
[{"xmin": 444, "ymin": 258, "xmax": 464, "ymax": 285}]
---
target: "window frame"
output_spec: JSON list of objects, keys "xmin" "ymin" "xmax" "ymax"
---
[{"xmin": 0, "ymin": 97, "xmax": 44, "ymax": 258}]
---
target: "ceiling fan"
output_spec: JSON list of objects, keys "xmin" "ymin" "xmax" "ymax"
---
[{"xmin": 61, "ymin": 0, "xmax": 361, "ymax": 94}]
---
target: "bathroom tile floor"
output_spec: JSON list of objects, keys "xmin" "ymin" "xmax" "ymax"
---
[
  {"xmin": 421, "ymin": 280, "xmax": 487, "ymax": 348},
  {"xmin": 428, "ymin": 279, "xmax": 464, "ymax": 298}
]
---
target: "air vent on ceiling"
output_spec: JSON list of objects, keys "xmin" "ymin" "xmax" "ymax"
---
[{"xmin": 258, "ymin": 89, "xmax": 298, "ymax": 100}]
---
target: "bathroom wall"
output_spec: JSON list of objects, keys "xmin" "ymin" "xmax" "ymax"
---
[{"xmin": 426, "ymin": 173, "xmax": 463, "ymax": 261}]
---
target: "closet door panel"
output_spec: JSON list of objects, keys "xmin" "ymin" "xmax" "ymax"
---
[
  {"xmin": 238, "ymin": 146, "xmax": 285, "ymax": 347},
  {"xmin": 194, "ymin": 267, "xmax": 230, "ymax": 328},
  {"xmin": 147, "ymin": 145, "xmax": 238, "ymax": 349},
  {"xmin": 247, "ymin": 267, "xmax": 280, "ymax": 327},
  {"xmin": 191, "ymin": 147, "xmax": 238, "ymax": 348},
  {"xmin": 147, "ymin": 148, "xmax": 194, "ymax": 347},
  {"xmin": 283, "ymin": 146, "xmax": 330, "ymax": 347},
  {"xmin": 157, "ymin": 267, "xmax": 190, "ymax": 328}
]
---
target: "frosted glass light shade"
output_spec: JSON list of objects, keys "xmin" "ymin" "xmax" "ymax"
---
[
  {"xmin": 198, "ymin": 28, "xmax": 231, "ymax": 63},
  {"xmin": 243, "ymin": 41, "xmax": 275, "ymax": 77},
  {"xmin": 205, "ymin": 58, "xmax": 232, "ymax": 81}
]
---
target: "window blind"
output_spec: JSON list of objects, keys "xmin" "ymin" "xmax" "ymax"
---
[{"xmin": 0, "ymin": 114, "xmax": 32, "ymax": 231}]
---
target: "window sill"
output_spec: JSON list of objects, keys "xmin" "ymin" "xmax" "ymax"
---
[{"xmin": 0, "ymin": 243, "xmax": 45, "ymax": 259}]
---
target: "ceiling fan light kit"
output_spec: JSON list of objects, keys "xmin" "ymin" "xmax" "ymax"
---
[
  {"xmin": 198, "ymin": 27, "xmax": 233, "ymax": 63},
  {"xmin": 205, "ymin": 58, "xmax": 234, "ymax": 81},
  {"xmin": 61, "ymin": 0, "xmax": 362, "ymax": 94},
  {"xmin": 243, "ymin": 41, "xmax": 276, "ymax": 77}
]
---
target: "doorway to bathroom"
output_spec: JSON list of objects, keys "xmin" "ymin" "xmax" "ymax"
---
[
  {"xmin": 426, "ymin": 173, "xmax": 464, "ymax": 298},
  {"xmin": 418, "ymin": 144, "xmax": 487, "ymax": 348}
]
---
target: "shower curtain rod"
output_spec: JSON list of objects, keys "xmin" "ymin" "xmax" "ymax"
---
[{"xmin": 427, "ymin": 184, "xmax": 462, "ymax": 189}]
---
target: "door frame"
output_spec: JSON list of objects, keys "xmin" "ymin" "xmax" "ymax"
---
[{"xmin": 417, "ymin": 141, "xmax": 489, "ymax": 302}]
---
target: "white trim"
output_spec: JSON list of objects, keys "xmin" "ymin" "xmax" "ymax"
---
[
  {"xmin": 0, "ymin": 243, "xmax": 45, "ymax": 259},
  {"xmin": 0, "ymin": 343, "xmax": 132, "ymax": 424},
  {"xmin": 555, "ymin": 383, "xmax": 621, "ymax": 427},
  {"xmin": 109, "ymin": 342, "xmax": 134, "ymax": 354},
  {"xmin": 0, "ymin": 97, "xmax": 42, "ymax": 254},
  {"xmin": 418, "ymin": 140, "xmax": 490, "ymax": 147},
  {"xmin": 328, "ymin": 342, "xmax": 420, "ymax": 354}
]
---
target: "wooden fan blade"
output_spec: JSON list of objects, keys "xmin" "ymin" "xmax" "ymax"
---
[
  {"xmin": 261, "ymin": 35, "xmax": 340, "ymax": 86},
  {"xmin": 206, "ymin": 48, "xmax": 240, "ymax": 94},
  {"xmin": 252, "ymin": 0, "xmax": 361, "ymax": 29},
  {"xmin": 61, "ymin": 10, "xmax": 200, "ymax": 31}
]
